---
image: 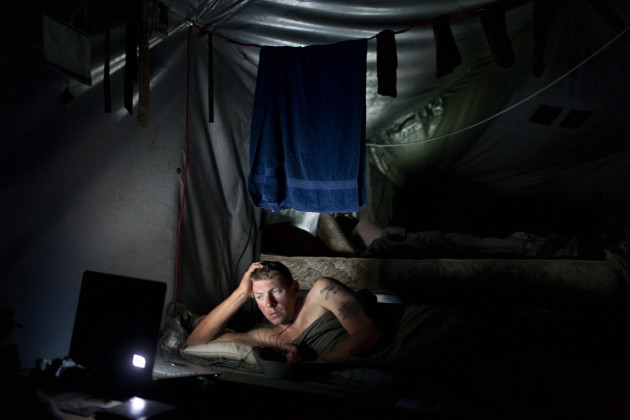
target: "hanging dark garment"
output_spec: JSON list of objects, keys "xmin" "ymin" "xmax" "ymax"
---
[
  {"xmin": 432, "ymin": 15, "xmax": 461, "ymax": 78},
  {"xmin": 481, "ymin": 1, "xmax": 515, "ymax": 69},
  {"xmin": 124, "ymin": 1, "xmax": 138, "ymax": 115},
  {"xmin": 104, "ymin": 20, "xmax": 111, "ymax": 113},
  {"xmin": 532, "ymin": 0, "xmax": 561, "ymax": 77},
  {"xmin": 208, "ymin": 32, "xmax": 214, "ymax": 123},
  {"xmin": 377, "ymin": 29, "xmax": 398, "ymax": 97},
  {"xmin": 137, "ymin": 0, "xmax": 150, "ymax": 127}
]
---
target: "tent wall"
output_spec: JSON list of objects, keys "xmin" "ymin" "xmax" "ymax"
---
[
  {"xmin": 1, "ymin": 20, "xmax": 187, "ymax": 366},
  {"xmin": 175, "ymin": 30, "xmax": 261, "ymax": 321},
  {"xmin": 1, "ymin": 14, "xmax": 262, "ymax": 366}
]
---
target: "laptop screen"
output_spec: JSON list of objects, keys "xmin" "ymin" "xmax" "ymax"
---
[{"xmin": 69, "ymin": 271, "xmax": 167, "ymax": 384}]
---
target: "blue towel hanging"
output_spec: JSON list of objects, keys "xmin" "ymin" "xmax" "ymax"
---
[{"xmin": 248, "ymin": 38, "xmax": 368, "ymax": 213}]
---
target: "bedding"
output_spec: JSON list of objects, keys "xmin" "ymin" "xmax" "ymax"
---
[
  {"xmin": 360, "ymin": 230, "xmax": 579, "ymax": 259},
  {"xmin": 172, "ymin": 246, "xmax": 630, "ymax": 412},
  {"xmin": 179, "ymin": 302, "xmax": 488, "ymax": 394},
  {"xmin": 179, "ymin": 298, "xmax": 630, "ymax": 414}
]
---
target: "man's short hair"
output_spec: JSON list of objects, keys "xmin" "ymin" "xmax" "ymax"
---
[{"xmin": 251, "ymin": 261, "xmax": 294, "ymax": 286}]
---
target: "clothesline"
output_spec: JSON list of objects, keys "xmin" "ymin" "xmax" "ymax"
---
[
  {"xmin": 366, "ymin": 23, "xmax": 630, "ymax": 149},
  {"xmin": 198, "ymin": 0, "xmax": 536, "ymax": 149},
  {"xmin": 177, "ymin": 0, "xmax": 626, "ymax": 150}
]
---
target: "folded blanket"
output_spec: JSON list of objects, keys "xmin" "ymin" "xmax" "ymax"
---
[{"xmin": 248, "ymin": 39, "xmax": 368, "ymax": 213}]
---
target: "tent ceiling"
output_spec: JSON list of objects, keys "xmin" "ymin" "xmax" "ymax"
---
[
  {"xmin": 182, "ymin": 1, "xmax": 628, "ymax": 214},
  {"xmin": 37, "ymin": 0, "xmax": 630, "ymax": 231}
]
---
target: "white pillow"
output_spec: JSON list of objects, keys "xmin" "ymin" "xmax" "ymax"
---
[{"xmin": 182, "ymin": 339, "xmax": 258, "ymax": 365}]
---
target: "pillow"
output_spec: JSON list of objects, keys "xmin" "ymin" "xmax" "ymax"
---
[{"xmin": 182, "ymin": 339, "xmax": 258, "ymax": 365}]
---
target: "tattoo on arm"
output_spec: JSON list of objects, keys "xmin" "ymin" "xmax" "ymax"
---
[
  {"xmin": 320, "ymin": 278, "xmax": 339, "ymax": 300},
  {"xmin": 319, "ymin": 278, "xmax": 359, "ymax": 319}
]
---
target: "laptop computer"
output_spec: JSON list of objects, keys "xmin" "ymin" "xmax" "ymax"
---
[{"xmin": 69, "ymin": 271, "xmax": 218, "ymax": 394}]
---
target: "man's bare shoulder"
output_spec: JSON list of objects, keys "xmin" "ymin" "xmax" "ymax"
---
[
  {"xmin": 289, "ymin": 277, "xmax": 340, "ymax": 331},
  {"xmin": 307, "ymin": 277, "xmax": 366, "ymax": 319}
]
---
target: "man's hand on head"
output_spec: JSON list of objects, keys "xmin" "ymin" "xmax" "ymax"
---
[{"xmin": 238, "ymin": 262, "xmax": 263, "ymax": 298}]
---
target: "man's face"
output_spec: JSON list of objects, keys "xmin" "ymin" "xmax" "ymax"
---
[{"xmin": 252, "ymin": 277, "xmax": 297, "ymax": 325}]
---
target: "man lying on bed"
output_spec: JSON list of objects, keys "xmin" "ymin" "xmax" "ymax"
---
[{"xmin": 185, "ymin": 260, "xmax": 381, "ymax": 362}]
